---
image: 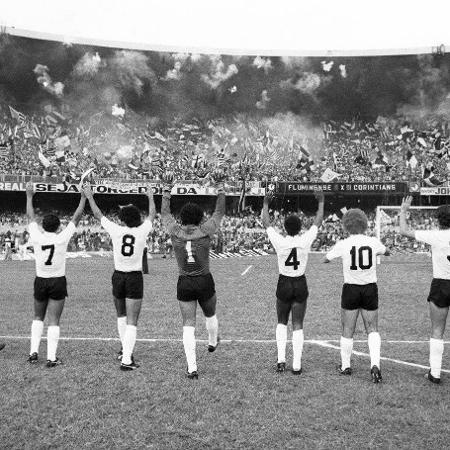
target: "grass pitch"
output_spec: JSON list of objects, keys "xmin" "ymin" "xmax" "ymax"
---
[{"xmin": 0, "ymin": 254, "xmax": 449, "ymax": 449}]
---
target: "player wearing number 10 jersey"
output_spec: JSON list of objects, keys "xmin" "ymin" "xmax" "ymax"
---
[
  {"xmin": 26, "ymin": 182, "xmax": 86, "ymax": 367},
  {"xmin": 84, "ymin": 184, "xmax": 155, "ymax": 371},
  {"xmin": 262, "ymin": 190, "xmax": 324, "ymax": 375},
  {"xmin": 325, "ymin": 209, "xmax": 388, "ymax": 383},
  {"xmin": 400, "ymin": 196, "xmax": 450, "ymax": 384},
  {"xmin": 161, "ymin": 174, "xmax": 225, "ymax": 379}
]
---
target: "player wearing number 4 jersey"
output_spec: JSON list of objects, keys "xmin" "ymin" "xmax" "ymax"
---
[
  {"xmin": 84, "ymin": 184, "xmax": 155, "ymax": 371},
  {"xmin": 400, "ymin": 196, "xmax": 450, "ymax": 384},
  {"xmin": 325, "ymin": 209, "xmax": 389, "ymax": 383},
  {"xmin": 262, "ymin": 190, "xmax": 324, "ymax": 375},
  {"xmin": 26, "ymin": 182, "xmax": 86, "ymax": 367},
  {"xmin": 161, "ymin": 173, "xmax": 225, "ymax": 379}
]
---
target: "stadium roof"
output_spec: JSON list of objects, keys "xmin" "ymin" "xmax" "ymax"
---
[{"xmin": 2, "ymin": 0, "xmax": 450, "ymax": 56}]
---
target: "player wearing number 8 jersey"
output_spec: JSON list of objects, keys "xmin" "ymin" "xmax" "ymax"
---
[
  {"xmin": 83, "ymin": 184, "xmax": 155, "ymax": 371},
  {"xmin": 161, "ymin": 172, "xmax": 225, "ymax": 379},
  {"xmin": 26, "ymin": 182, "xmax": 86, "ymax": 367},
  {"xmin": 400, "ymin": 196, "xmax": 450, "ymax": 384},
  {"xmin": 325, "ymin": 209, "xmax": 388, "ymax": 383},
  {"xmin": 262, "ymin": 190, "xmax": 324, "ymax": 375}
]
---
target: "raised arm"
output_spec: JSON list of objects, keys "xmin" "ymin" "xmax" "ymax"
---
[
  {"xmin": 209, "ymin": 170, "xmax": 226, "ymax": 225},
  {"xmin": 160, "ymin": 172, "xmax": 175, "ymax": 227},
  {"xmin": 399, "ymin": 196, "xmax": 415, "ymax": 239},
  {"xmin": 25, "ymin": 182, "xmax": 35, "ymax": 223},
  {"xmin": 262, "ymin": 191, "xmax": 274, "ymax": 228},
  {"xmin": 83, "ymin": 184, "xmax": 104, "ymax": 221},
  {"xmin": 313, "ymin": 190, "xmax": 325, "ymax": 227},
  {"xmin": 147, "ymin": 186, "xmax": 156, "ymax": 221},
  {"xmin": 211, "ymin": 191, "xmax": 226, "ymax": 224},
  {"xmin": 71, "ymin": 190, "xmax": 86, "ymax": 226}
]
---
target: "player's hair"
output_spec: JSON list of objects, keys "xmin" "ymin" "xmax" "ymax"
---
[
  {"xmin": 284, "ymin": 215, "xmax": 302, "ymax": 236},
  {"xmin": 119, "ymin": 205, "xmax": 142, "ymax": 228},
  {"xmin": 180, "ymin": 203, "xmax": 204, "ymax": 226},
  {"xmin": 342, "ymin": 208, "xmax": 368, "ymax": 234},
  {"xmin": 436, "ymin": 205, "xmax": 450, "ymax": 229},
  {"xmin": 42, "ymin": 214, "xmax": 60, "ymax": 233}
]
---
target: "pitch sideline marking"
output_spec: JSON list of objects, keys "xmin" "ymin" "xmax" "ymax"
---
[
  {"xmin": 1, "ymin": 335, "xmax": 448, "ymax": 372},
  {"xmin": 309, "ymin": 340, "xmax": 450, "ymax": 374},
  {"xmin": 0, "ymin": 335, "xmax": 448, "ymax": 345},
  {"xmin": 241, "ymin": 265, "xmax": 253, "ymax": 276}
]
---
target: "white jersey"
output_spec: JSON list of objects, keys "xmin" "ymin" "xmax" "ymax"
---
[
  {"xmin": 101, "ymin": 217, "xmax": 152, "ymax": 272},
  {"xmin": 267, "ymin": 225, "xmax": 318, "ymax": 277},
  {"xmin": 415, "ymin": 229, "xmax": 450, "ymax": 280},
  {"xmin": 326, "ymin": 234, "xmax": 386, "ymax": 285},
  {"xmin": 28, "ymin": 221, "xmax": 76, "ymax": 278}
]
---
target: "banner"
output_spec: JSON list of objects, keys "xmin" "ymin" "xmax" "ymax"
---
[
  {"xmin": 420, "ymin": 186, "xmax": 450, "ymax": 196},
  {"xmin": 276, "ymin": 182, "xmax": 408, "ymax": 195},
  {"xmin": 0, "ymin": 181, "xmax": 265, "ymax": 196}
]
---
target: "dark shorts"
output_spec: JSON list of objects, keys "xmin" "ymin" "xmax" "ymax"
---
[
  {"xmin": 34, "ymin": 276, "xmax": 67, "ymax": 302},
  {"xmin": 276, "ymin": 274, "xmax": 308, "ymax": 304},
  {"xmin": 427, "ymin": 278, "xmax": 450, "ymax": 308},
  {"xmin": 112, "ymin": 271, "xmax": 143, "ymax": 300},
  {"xmin": 341, "ymin": 283, "xmax": 378, "ymax": 311},
  {"xmin": 177, "ymin": 273, "xmax": 216, "ymax": 302}
]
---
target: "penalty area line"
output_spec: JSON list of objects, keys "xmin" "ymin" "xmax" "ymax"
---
[
  {"xmin": 309, "ymin": 340, "xmax": 450, "ymax": 374},
  {"xmin": 241, "ymin": 265, "xmax": 253, "ymax": 276}
]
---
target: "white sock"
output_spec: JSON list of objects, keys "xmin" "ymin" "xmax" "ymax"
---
[
  {"xmin": 30, "ymin": 320, "xmax": 44, "ymax": 354},
  {"xmin": 183, "ymin": 326, "xmax": 197, "ymax": 372},
  {"xmin": 429, "ymin": 338, "xmax": 444, "ymax": 379},
  {"xmin": 276, "ymin": 324, "xmax": 287, "ymax": 363},
  {"xmin": 368, "ymin": 332, "xmax": 381, "ymax": 368},
  {"xmin": 47, "ymin": 326, "xmax": 60, "ymax": 362},
  {"xmin": 122, "ymin": 325, "xmax": 137, "ymax": 365},
  {"xmin": 205, "ymin": 315, "xmax": 218, "ymax": 347},
  {"xmin": 292, "ymin": 329, "xmax": 304, "ymax": 371},
  {"xmin": 117, "ymin": 317, "xmax": 127, "ymax": 345},
  {"xmin": 340, "ymin": 336, "xmax": 353, "ymax": 370}
]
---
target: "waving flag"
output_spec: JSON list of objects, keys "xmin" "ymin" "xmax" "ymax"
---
[
  {"xmin": 9, "ymin": 106, "xmax": 26, "ymax": 125},
  {"xmin": 320, "ymin": 168, "xmax": 342, "ymax": 183}
]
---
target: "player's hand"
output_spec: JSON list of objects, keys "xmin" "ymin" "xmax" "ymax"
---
[
  {"xmin": 401, "ymin": 196, "xmax": 413, "ymax": 211},
  {"xmin": 264, "ymin": 190, "xmax": 274, "ymax": 204},
  {"xmin": 314, "ymin": 190, "xmax": 325, "ymax": 203},
  {"xmin": 83, "ymin": 183, "xmax": 94, "ymax": 199},
  {"xmin": 161, "ymin": 170, "xmax": 175, "ymax": 191},
  {"xmin": 146, "ymin": 185, "xmax": 154, "ymax": 197},
  {"xmin": 210, "ymin": 169, "xmax": 227, "ymax": 190},
  {"xmin": 25, "ymin": 182, "xmax": 34, "ymax": 197}
]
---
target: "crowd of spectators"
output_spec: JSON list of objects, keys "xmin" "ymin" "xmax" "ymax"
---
[
  {"xmin": 1, "ymin": 103, "xmax": 450, "ymax": 186},
  {"xmin": 0, "ymin": 207, "xmax": 437, "ymax": 258}
]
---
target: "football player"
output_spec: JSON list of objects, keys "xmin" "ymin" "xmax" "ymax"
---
[
  {"xmin": 83, "ymin": 184, "xmax": 155, "ymax": 371},
  {"xmin": 262, "ymin": 190, "xmax": 324, "ymax": 374},
  {"xmin": 160, "ymin": 172, "xmax": 225, "ymax": 379},
  {"xmin": 399, "ymin": 196, "xmax": 449, "ymax": 384},
  {"xmin": 26, "ymin": 182, "xmax": 86, "ymax": 367},
  {"xmin": 325, "ymin": 209, "xmax": 389, "ymax": 383}
]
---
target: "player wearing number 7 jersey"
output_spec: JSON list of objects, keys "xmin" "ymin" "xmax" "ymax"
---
[
  {"xmin": 83, "ymin": 183, "xmax": 155, "ymax": 371},
  {"xmin": 400, "ymin": 196, "xmax": 450, "ymax": 384},
  {"xmin": 160, "ymin": 172, "xmax": 225, "ymax": 379},
  {"xmin": 26, "ymin": 182, "xmax": 86, "ymax": 367},
  {"xmin": 262, "ymin": 190, "xmax": 324, "ymax": 375},
  {"xmin": 324, "ymin": 209, "xmax": 388, "ymax": 383}
]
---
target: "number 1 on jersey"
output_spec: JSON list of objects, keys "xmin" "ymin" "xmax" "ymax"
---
[
  {"xmin": 186, "ymin": 240, "xmax": 195, "ymax": 263},
  {"xmin": 285, "ymin": 248, "xmax": 300, "ymax": 270}
]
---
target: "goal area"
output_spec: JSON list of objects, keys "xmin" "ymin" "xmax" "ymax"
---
[{"xmin": 375, "ymin": 205, "xmax": 438, "ymax": 254}]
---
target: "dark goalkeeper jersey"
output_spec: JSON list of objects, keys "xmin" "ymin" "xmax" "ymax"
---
[{"xmin": 165, "ymin": 212, "xmax": 223, "ymax": 276}]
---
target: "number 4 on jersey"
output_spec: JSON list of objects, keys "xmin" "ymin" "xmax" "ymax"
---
[{"xmin": 285, "ymin": 248, "xmax": 300, "ymax": 270}]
